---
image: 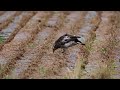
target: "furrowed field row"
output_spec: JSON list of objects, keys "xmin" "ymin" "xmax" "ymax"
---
[
  {"xmin": 81, "ymin": 11, "xmax": 119, "ymax": 79},
  {"xmin": 0, "ymin": 11, "xmax": 36, "ymax": 50},
  {"xmin": 0, "ymin": 12, "xmax": 52, "ymax": 78},
  {"xmin": 0, "ymin": 11, "xmax": 21, "ymax": 30},
  {"xmin": 27, "ymin": 12, "xmax": 87, "ymax": 79},
  {"xmin": 6, "ymin": 12, "xmax": 67, "ymax": 79}
]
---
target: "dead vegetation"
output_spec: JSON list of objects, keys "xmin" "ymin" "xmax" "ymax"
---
[{"xmin": 0, "ymin": 11, "xmax": 119, "ymax": 79}]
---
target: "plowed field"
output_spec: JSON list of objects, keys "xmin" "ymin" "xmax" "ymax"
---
[{"xmin": 0, "ymin": 11, "xmax": 119, "ymax": 79}]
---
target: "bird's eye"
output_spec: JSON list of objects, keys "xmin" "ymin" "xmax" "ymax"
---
[{"xmin": 64, "ymin": 39, "xmax": 69, "ymax": 42}]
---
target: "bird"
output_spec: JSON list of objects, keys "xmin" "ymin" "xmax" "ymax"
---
[{"xmin": 53, "ymin": 33, "xmax": 85, "ymax": 53}]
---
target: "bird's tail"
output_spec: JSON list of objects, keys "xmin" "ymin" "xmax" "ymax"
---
[{"xmin": 76, "ymin": 37, "xmax": 85, "ymax": 45}]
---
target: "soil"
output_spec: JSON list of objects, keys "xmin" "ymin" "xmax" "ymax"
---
[{"xmin": 0, "ymin": 11, "xmax": 119, "ymax": 79}]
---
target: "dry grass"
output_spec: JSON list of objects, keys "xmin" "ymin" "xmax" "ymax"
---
[
  {"xmin": 80, "ymin": 12, "xmax": 119, "ymax": 79},
  {"xmin": 0, "ymin": 12, "xmax": 52, "ymax": 78},
  {"xmin": 67, "ymin": 11, "xmax": 101, "ymax": 79},
  {"xmin": 0, "ymin": 11, "xmax": 120, "ymax": 79}
]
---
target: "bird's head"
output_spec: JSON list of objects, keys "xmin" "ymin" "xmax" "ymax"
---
[{"xmin": 53, "ymin": 43, "xmax": 59, "ymax": 53}]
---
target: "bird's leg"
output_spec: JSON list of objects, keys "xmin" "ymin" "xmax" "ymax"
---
[
  {"xmin": 62, "ymin": 48, "xmax": 66, "ymax": 53},
  {"xmin": 62, "ymin": 48, "xmax": 68, "ymax": 55}
]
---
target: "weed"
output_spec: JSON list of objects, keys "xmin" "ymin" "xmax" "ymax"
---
[
  {"xmin": 90, "ymin": 59, "xmax": 116, "ymax": 79},
  {"xmin": 101, "ymin": 47, "xmax": 107, "ymax": 54},
  {"xmin": 0, "ymin": 36, "xmax": 4, "ymax": 44},
  {"xmin": 107, "ymin": 59, "xmax": 117, "ymax": 77},
  {"xmin": 63, "ymin": 76, "xmax": 70, "ymax": 79},
  {"xmin": 85, "ymin": 33, "xmax": 96, "ymax": 53},
  {"xmin": 85, "ymin": 43, "xmax": 92, "ymax": 52},
  {"xmin": 28, "ymin": 43, "xmax": 36, "ymax": 48},
  {"xmin": 39, "ymin": 66, "xmax": 47, "ymax": 77},
  {"xmin": 0, "ymin": 65, "xmax": 3, "ymax": 75},
  {"xmin": 71, "ymin": 58, "xmax": 86, "ymax": 79},
  {"xmin": 3, "ymin": 75, "xmax": 12, "ymax": 79},
  {"xmin": 90, "ymin": 65, "xmax": 111, "ymax": 79}
]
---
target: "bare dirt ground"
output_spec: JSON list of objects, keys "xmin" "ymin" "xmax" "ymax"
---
[{"xmin": 0, "ymin": 11, "xmax": 119, "ymax": 79}]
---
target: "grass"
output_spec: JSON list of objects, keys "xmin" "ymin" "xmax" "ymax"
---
[
  {"xmin": 100, "ymin": 38, "xmax": 118, "ymax": 78},
  {"xmin": 28, "ymin": 43, "xmax": 36, "ymax": 48},
  {"xmin": 0, "ymin": 65, "xmax": 3, "ymax": 74},
  {"xmin": 85, "ymin": 33, "xmax": 96, "ymax": 53},
  {"xmin": 3, "ymin": 75, "xmax": 13, "ymax": 79},
  {"xmin": 63, "ymin": 75, "xmax": 70, "ymax": 79},
  {"xmin": 0, "ymin": 35, "xmax": 4, "ymax": 44},
  {"xmin": 0, "ymin": 65, "xmax": 1, "ymax": 76},
  {"xmin": 85, "ymin": 38, "xmax": 118, "ymax": 79},
  {"xmin": 93, "ymin": 66, "xmax": 111, "ymax": 79},
  {"xmin": 85, "ymin": 42, "xmax": 92, "ymax": 52},
  {"xmin": 69, "ymin": 58, "xmax": 86, "ymax": 79},
  {"xmin": 0, "ymin": 65, "xmax": 7, "ymax": 79},
  {"xmin": 39, "ymin": 66, "xmax": 47, "ymax": 77},
  {"xmin": 101, "ymin": 47, "xmax": 107, "ymax": 54},
  {"xmin": 106, "ymin": 59, "xmax": 118, "ymax": 79},
  {"xmin": 69, "ymin": 32, "xmax": 96, "ymax": 79},
  {"xmin": 90, "ymin": 60, "xmax": 116, "ymax": 79}
]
